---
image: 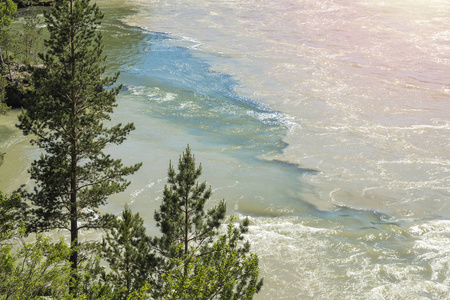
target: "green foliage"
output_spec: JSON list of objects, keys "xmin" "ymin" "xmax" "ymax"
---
[
  {"xmin": 0, "ymin": 193, "xmax": 127, "ymax": 300},
  {"xmin": 0, "ymin": 77, "xmax": 9, "ymax": 115},
  {"xmin": 0, "ymin": 191, "xmax": 26, "ymax": 241},
  {"xmin": 0, "ymin": 0, "xmax": 16, "ymax": 31},
  {"xmin": 152, "ymin": 146, "xmax": 262, "ymax": 299},
  {"xmin": 0, "ymin": 232, "xmax": 72, "ymax": 299},
  {"xmin": 153, "ymin": 218, "xmax": 263, "ymax": 300},
  {"xmin": 0, "ymin": 192, "xmax": 70, "ymax": 299},
  {"xmin": 17, "ymin": 0, "xmax": 141, "ymax": 285},
  {"xmin": 0, "ymin": 0, "xmax": 16, "ymax": 69},
  {"xmin": 0, "ymin": 0, "xmax": 17, "ymax": 109},
  {"xmin": 0, "ymin": 229, "xmax": 129, "ymax": 300},
  {"xmin": 154, "ymin": 145, "xmax": 226, "ymax": 259},
  {"xmin": 197, "ymin": 218, "xmax": 263, "ymax": 300},
  {"xmin": 68, "ymin": 255, "xmax": 123, "ymax": 300},
  {"xmin": 99, "ymin": 206, "xmax": 159, "ymax": 299}
]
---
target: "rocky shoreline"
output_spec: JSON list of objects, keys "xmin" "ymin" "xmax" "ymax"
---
[{"xmin": 2, "ymin": 64, "xmax": 39, "ymax": 108}]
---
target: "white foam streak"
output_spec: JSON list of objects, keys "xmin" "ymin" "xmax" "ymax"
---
[
  {"xmin": 244, "ymin": 216, "xmax": 450, "ymax": 299},
  {"xmin": 129, "ymin": 179, "xmax": 163, "ymax": 204}
]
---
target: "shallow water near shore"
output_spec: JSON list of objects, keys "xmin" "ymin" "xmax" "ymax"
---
[{"xmin": 1, "ymin": 0, "xmax": 449, "ymax": 298}]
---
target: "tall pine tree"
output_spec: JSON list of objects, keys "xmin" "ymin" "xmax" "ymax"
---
[{"xmin": 17, "ymin": 0, "xmax": 141, "ymax": 290}]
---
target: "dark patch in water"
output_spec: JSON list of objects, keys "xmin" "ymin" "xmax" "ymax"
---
[{"xmin": 270, "ymin": 159, "xmax": 319, "ymax": 174}]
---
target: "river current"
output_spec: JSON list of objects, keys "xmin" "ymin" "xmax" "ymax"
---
[{"xmin": 0, "ymin": 0, "xmax": 449, "ymax": 298}]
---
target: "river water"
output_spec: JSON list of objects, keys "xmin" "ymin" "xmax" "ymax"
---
[{"xmin": 1, "ymin": 0, "xmax": 449, "ymax": 298}]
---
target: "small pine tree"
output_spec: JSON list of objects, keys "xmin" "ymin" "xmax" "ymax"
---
[
  {"xmin": 100, "ymin": 206, "xmax": 159, "ymax": 299},
  {"xmin": 17, "ymin": 0, "xmax": 141, "ymax": 292},
  {"xmin": 154, "ymin": 218, "xmax": 263, "ymax": 300},
  {"xmin": 154, "ymin": 145, "xmax": 226, "ymax": 259},
  {"xmin": 153, "ymin": 146, "xmax": 263, "ymax": 299}
]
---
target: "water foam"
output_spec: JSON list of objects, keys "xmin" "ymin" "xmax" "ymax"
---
[{"xmin": 244, "ymin": 215, "xmax": 450, "ymax": 299}]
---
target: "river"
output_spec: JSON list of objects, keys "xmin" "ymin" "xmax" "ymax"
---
[{"xmin": 0, "ymin": 0, "xmax": 449, "ymax": 298}]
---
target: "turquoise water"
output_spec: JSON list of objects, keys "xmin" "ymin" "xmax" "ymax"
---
[
  {"xmin": 1, "ymin": 1, "xmax": 449, "ymax": 298},
  {"xmin": 99, "ymin": 8, "xmax": 319, "ymax": 220}
]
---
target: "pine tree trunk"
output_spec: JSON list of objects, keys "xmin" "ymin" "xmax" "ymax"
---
[
  {"xmin": 69, "ymin": 127, "xmax": 78, "ymax": 293},
  {"xmin": 68, "ymin": 0, "xmax": 78, "ymax": 294},
  {"xmin": 184, "ymin": 193, "xmax": 189, "ymax": 256},
  {"xmin": 69, "ymin": 191, "xmax": 78, "ymax": 293},
  {"xmin": 3, "ymin": 47, "xmax": 14, "ymax": 84}
]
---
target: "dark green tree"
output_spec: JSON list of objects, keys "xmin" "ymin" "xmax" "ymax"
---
[
  {"xmin": 154, "ymin": 145, "xmax": 226, "ymax": 259},
  {"xmin": 153, "ymin": 146, "xmax": 263, "ymax": 299},
  {"xmin": 0, "ymin": 76, "xmax": 8, "ymax": 116},
  {"xmin": 17, "ymin": 0, "xmax": 141, "ymax": 292},
  {"xmin": 99, "ymin": 206, "xmax": 159, "ymax": 299},
  {"xmin": 0, "ymin": 191, "xmax": 25, "ymax": 240}
]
